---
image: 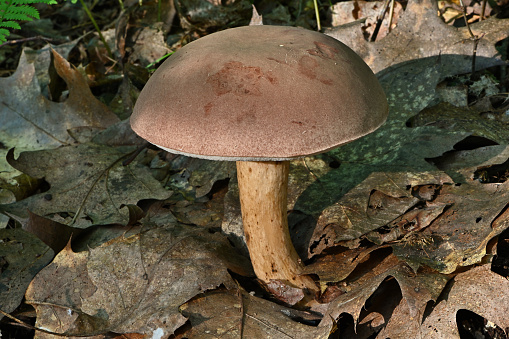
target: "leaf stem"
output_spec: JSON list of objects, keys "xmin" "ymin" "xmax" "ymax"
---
[
  {"xmin": 313, "ymin": 0, "xmax": 321, "ymax": 31},
  {"xmin": 77, "ymin": 0, "xmax": 114, "ymax": 59}
]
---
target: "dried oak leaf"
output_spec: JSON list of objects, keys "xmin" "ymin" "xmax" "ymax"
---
[
  {"xmin": 303, "ymin": 246, "xmax": 383, "ymax": 284},
  {"xmin": 26, "ymin": 225, "xmax": 246, "ymax": 338},
  {"xmin": 296, "ymin": 2, "xmax": 509, "ymax": 254},
  {"xmin": 408, "ymin": 102, "xmax": 509, "ymax": 145},
  {"xmin": 0, "ymin": 229, "xmax": 53, "ymax": 320},
  {"xmin": 392, "ymin": 180, "xmax": 509, "ymax": 274},
  {"xmin": 1, "ymin": 143, "xmax": 171, "ymax": 227},
  {"xmin": 308, "ymin": 171, "xmax": 452, "ymax": 256},
  {"xmin": 0, "ymin": 49, "xmax": 119, "ymax": 180},
  {"xmin": 419, "ymin": 264, "xmax": 509, "ymax": 338},
  {"xmin": 326, "ymin": 0, "xmax": 509, "ymax": 74},
  {"xmin": 179, "ymin": 289, "xmax": 330, "ymax": 339},
  {"xmin": 375, "ymin": 290, "xmax": 428, "ymax": 338},
  {"xmin": 21, "ymin": 210, "xmax": 84, "ymax": 253},
  {"xmin": 318, "ymin": 254, "xmax": 449, "ymax": 334}
]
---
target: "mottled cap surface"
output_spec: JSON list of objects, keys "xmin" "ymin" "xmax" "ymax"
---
[{"xmin": 131, "ymin": 25, "xmax": 388, "ymax": 161}]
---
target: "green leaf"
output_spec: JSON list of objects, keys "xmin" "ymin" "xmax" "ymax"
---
[
  {"xmin": 4, "ymin": 5, "xmax": 40, "ymax": 20},
  {"xmin": 0, "ymin": 20, "xmax": 21, "ymax": 29},
  {"xmin": 0, "ymin": 0, "xmax": 58, "ymax": 42}
]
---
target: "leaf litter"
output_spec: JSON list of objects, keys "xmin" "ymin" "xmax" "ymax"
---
[
  {"xmin": 1, "ymin": 142, "xmax": 171, "ymax": 228},
  {"xmin": 26, "ymin": 223, "xmax": 250, "ymax": 338},
  {"xmin": 0, "ymin": 0, "xmax": 508, "ymax": 337},
  {"xmin": 0, "ymin": 49, "xmax": 119, "ymax": 182}
]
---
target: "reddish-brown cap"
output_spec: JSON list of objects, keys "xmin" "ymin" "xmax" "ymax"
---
[{"xmin": 131, "ymin": 25, "xmax": 388, "ymax": 161}]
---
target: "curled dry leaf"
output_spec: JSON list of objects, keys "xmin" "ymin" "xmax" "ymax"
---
[
  {"xmin": 309, "ymin": 171, "xmax": 452, "ymax": 256},
  {"xmin": 317, "ymin": 254, "xmax": 404, "ymax": 331},
  {"xmin": 26, "ymin": 225, "xmax": 249, "ymax": 338},
  {"xmin": 21, "ymin": 210, "xmax": 83, "ymax": 253}
]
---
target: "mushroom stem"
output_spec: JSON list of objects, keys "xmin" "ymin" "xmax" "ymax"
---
[{"xmin": 236, "ymin": 161, "xmax": 317, "ymax": 290}]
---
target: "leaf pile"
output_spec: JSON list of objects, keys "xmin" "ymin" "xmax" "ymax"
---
[{"xmin": 0, "ymin": 0, "xmax": 509, "ymax": 338}]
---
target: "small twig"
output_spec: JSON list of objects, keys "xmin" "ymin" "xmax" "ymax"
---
[
  {"xmin": 388, "ymin": 0, "xmax": 395, "ymax": 33},
  {"xmin": 480, "ymin": 0, "xmax": 487, "ymax": 21},
  {"xmin": 237, "ymin": 289, "xmax": 245, "ymax": 338},
  {"xmin": 459, "ymin": 0, "xmax": 484, "ymax": 78},
  {"xmin": 370, "ymin": 0, "xmax": 391, "ymax": 42},
  {"xmin": 77, "ymin": 0, "xmax": 114, "ymax": 59},
  {"xmin": 459, "ymin": 0, "xmax": 475, "ymax": 38},
  {"xmin": 0, "ymin": 309, "xmax": 69, "ymax": 337},
  {"xmin": 0, "ymin": 35, "xmax": 57, "ymax": 48}
]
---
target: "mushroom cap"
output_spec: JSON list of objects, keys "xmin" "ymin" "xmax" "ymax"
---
[{"xmin": 131, "ymin": 25, "xmax": 388, "ymax": 161}]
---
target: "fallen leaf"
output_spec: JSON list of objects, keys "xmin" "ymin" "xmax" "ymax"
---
[
  {"xmin": 179, "ymin": 289, "xmax": 330, "ymax": 338},
  {"xmin": 326, "ymin": 0, "xmax": 509, "ymax": 73},
  {"xmin": 1, "ymin": 143, "xmax": 171, "ymax": 227},
  {"xmin": 26, "ymin": 224, "xmax": 248, "ymax": 337},
  {"xmin": 392, "ymin": 180, "xmax": 509, "ymax": 273},
  {"xmin": 0, "ymin": 229, "xmax": 53, "ymax": 320},
  {"xmin": 318, "ymin": 254, "xmax": 449, "ymax": 334},
  {"xmin": 419, "ymin": 264, "xmax": 509, "ymax": 338},
  {"xmin": 303, "ymin": 246, "xmax": 385, "ymax": 284},
  {"xmin": 126, "ymin": 23, "xmax": 172, "ymax": 67},
  {"xmin": 309, "ymin": 171, "xmax": 452, "ymax": 256},
  {"xmin": 0, "ymin": 49, "xmax": 119, "ymax": 182},
  {"xmin": 21, "ymin": 210, "xmax": 83, "ymax": 253},
  {"xmin": 318, "ymin": 254, "xmax": 404, "ymax": 331}
]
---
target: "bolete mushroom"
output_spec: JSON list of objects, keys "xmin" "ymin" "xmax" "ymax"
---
[{"xmin": 130, "ymin": 25, "xmax": 388, "ymax": 291}]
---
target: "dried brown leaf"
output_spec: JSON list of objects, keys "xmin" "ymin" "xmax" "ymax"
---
[
  {"xmin": 318, "ymin": 254, "xmax": 450, "ymax": 332},
  {"xmin": 0, "ymin": 229, "xmax": 53, "ymax": 319},
  {"xmin": 26, "ymin": 225, "xmax": 247, "ymax": 337},
  {"xmin": 179, "ymin": 289, "xmax": 330, "ymax": 339},
  {"xmin": 0, "ymin": 50, "xmax": 119, "ymax": 180},
  {"xmin": 419, "ymin": 264, "xmax": 509, "ymax": 338},
  {"xmin": 310, "ymin": 171, "xmax": 452, "ymax": 256},
  {"xmin": 392, "ymin": 180, "xmax": 509, "ymax": 273},
  {"xmin": 21, "ymin": 211, "xmax": 83, "ymax": 253},
  {"xmin": 303, "ymin": 246, "xmax": 379, "ymax": 283},
  {"xmin": 327, "ymin": 0, "xmax": 509, "ymax": 74},
  {"xmin": 2, "ymin": 143, "xmax": 171, "ymax": 227}
]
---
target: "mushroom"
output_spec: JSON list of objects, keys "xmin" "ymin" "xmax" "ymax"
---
[{"xmin": 130, "ymin": 25, "xmax": 388, "ymax": 291}]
